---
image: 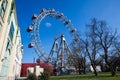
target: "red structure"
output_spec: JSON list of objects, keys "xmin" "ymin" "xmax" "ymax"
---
[
  {"xmin": 20, "ymin": 62, "xmax": 53, "ymax": 77},
  {"xmin": 21, "ymin": 63, "xmax": 36, "ymax": 77}
]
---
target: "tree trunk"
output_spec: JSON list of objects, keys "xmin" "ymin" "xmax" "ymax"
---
[
  {"xmin": 83, "ymin": 57, "xmax": 86, "ymax": 74},
  {"xmin": 83, "ymin": 66, "xmax": 86, "ymax": 74},
  {"xmin": 79, "ymin": 67, "xmax": 81, "ymax": 75},
  {"xmin": 110, "ymin": 65, "xmax": 116, "ymax": 76},
  {"xmin": 104, "ymin": 50, "xmax": 116, "ymax": 76},
  {"xmin": 94, "ymin": 70, "xmax": 98, "ymax": 76},
  {"xmin": 92, "ymin": 64, "xmax": 98, "ymax": 76},
  {"xmin": 75, "ymin": 67, "xmax": 77, "ymax": 74},
  {"xmin": 111, "ymin": 71, "xmax": 116, "ymax": 76}
]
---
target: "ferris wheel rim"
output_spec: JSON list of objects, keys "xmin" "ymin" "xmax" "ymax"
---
[{"xmin": 28, "ymin": 8, "xmax": 80, "ymax": 61}]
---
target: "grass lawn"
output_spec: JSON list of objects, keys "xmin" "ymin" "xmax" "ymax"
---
[{"xmin": 50, "ymin": 72, "xmax": 120, "ymax": 80}]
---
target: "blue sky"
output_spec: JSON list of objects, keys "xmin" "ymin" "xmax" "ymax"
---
[{"xmin": 15, "ymin": 0, "xmax": 120, "ymax": 63}]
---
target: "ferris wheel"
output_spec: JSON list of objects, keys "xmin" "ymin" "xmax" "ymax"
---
[{"xmin": 27, "ymin": 8, "xmax": 80, "ymax": 62}]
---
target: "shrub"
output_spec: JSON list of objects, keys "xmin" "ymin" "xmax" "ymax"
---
[
  {"xmin": 38, "ymin": 71, "xmax": 50, "ymax": 80},
  {"xmin": 26, "ymin": 73, "xmax": 37, "ymax": 80}
]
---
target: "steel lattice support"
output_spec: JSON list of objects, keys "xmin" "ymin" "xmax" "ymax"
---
[{"xmin": 48, "ymin": 34, "xmax": 72, "ymax": 75}]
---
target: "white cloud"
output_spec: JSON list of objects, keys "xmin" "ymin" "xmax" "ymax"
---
[{"xmin": 45, "ymin": 22, "xmax": 52, "ymax": 27}]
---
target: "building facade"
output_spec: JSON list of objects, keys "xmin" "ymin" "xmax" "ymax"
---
[
  {"xmin": 21, "ymin": 62, "xmax": 53, "ymax": 77},
  {"xmin": 0, "ymin": 0, "xmax": 23, "ymax": 80}
]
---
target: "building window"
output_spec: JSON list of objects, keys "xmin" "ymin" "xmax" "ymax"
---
[
  {"xmin": 15, "ymin": 28, "xmax": 19, "ymax": 43},
  {"xmin": 6, "ymin": 39, "xmax": 12, "ymax": 54},
  {"xmin": 0, "ymin": 22, "xmax": 2, "ymax": 31},
  {"xmin": 7, "ymin": 0, "xmax": 15, "ymax": 24},
  {"xmin": 0, "ymin": 0, "xmax": 8, "ymax": 18},
  {"xmin": 6, "ymin": 39, "xmax": 10, "ymax": 51},
  {"xmin": 9, "ymin": 22, "xmax": 14, "ymax": 41}
]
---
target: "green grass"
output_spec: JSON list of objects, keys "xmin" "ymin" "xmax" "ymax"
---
[{"xmin": 50, "ymin": 72, "xmax": 120, "ymax": 80}]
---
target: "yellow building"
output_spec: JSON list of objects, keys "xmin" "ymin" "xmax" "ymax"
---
[{"xmin": 0, "ymin": 0, "xmax": 23, "ymax": 80}]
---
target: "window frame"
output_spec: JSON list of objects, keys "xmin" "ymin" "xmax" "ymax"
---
[{"xmin": 0, "ymin": 0, "xmax": 8, "ymax": 19}]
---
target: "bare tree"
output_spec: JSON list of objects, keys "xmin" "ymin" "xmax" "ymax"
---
[
  {"xmin": 90, "ymin": 18, "xmax": 118, "ymax": 76},
  {"xmin": 69, "ymin": 37, "xmax": 86, "ymax": 75},
  {"xmin": 83, "ymin": 20, "xmax": 101, "ymax": 76},
  {"xmin": 68, "ymin": 55, "xmax": 86, "ymax": 74}
]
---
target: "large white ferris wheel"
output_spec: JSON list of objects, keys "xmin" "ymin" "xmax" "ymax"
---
[{"xmin": 27, "ymin": 8, "xmax": 80, "ymax": 65}]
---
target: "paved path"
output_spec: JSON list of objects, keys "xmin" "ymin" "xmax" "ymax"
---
[{"xmin": 16, "ymin": 77, "xmax": 26, "ymax": 80}]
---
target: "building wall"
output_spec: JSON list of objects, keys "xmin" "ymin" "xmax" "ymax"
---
[
  {"xmin": 21, "ymin": 63, "xmax": 36, "ymax": 77},
  {"xmin": 0, "ymin": 0, "xmax": 23, "ymax": 79},
  {"xmin": 28, "ymin": 65, "xmax": 44, "ymax": 76},
  {"xmin": 0, "ymin": 0, "xmax": 13, "ymax": 78},
  {"xmin": 14, "ymin": 29, "xmax": 23, "ymax": 79},
  {"xmin": 0, "ymin": 0, "xmax": 13, "ymax": 71},
  {"xmin": 21, "ymin": 63, "xmax": 53, "ymax": 77},
  {"xmin": 8, "ymin": 11, "xmax": 23, "ymax": 79},
  {"xmin": 90, "ymin": 65, "xmax": 101, "ymax": 72}
]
